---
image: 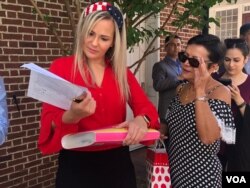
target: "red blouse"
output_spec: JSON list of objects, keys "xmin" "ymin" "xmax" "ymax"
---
[{"xmin": 38, "ymin": 56, "xmax": 159, "ymax": 154}]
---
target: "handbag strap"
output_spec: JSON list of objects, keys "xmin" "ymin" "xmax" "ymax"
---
[{"xmin": 153, "ymin": 139, "xmax": 166, "ymax": 151}]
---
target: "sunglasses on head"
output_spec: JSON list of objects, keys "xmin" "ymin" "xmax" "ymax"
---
[
  {"xmin": 178, "ymin": 52, "xmax": 200, "ymax": 68},
  {"xmin": 224, "ymin": 38, "xmax": 247, "ymax": 48}
]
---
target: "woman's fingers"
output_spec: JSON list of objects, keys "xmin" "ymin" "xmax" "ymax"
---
[{"xmin": 123, "ymin": 123, "xmax": 147, "ymax": 145}]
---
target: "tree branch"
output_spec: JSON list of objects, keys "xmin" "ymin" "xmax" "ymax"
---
[
  {"xmin": 74, "ymin": 0, "xmax": 82, "ymax": 19},
  {"xmin": 132, "ymin": 0, "xmax": 180, "ymax": 74},
  {"xmin": 128, "ymin": 46, "xmax": 160, "ymax": 69},
  {"xmin": 133, "ymin": 12, "xmax": 156, "ymax": 28},
  {"xmin": 63, "ymin": 0, "xmax": 76, "ymax": 37},
  {"xmin": 28, "ymin": 0, "xmax": 67, "ymax": 54}
]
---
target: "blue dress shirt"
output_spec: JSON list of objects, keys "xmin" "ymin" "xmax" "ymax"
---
[
  {"xmin": 244, "ymin": 56, "xmax": 250, "ymax": 75},
  {"xmin": 0, "ymin": 77, "xmax": 9, "ymax": 145}
]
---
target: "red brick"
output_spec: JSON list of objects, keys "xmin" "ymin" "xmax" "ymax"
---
[
  {"xmin": 29, "ymin": 166, "xmax": 38, "ymax": 174},
  {"xmin": 7, "ymin": 131, "xmax": 27, "ymax": 141},
  {"xmin": 14, "ymin": 164, "xmax": 24, "ymax": 171},
  {"xmin": 1, "ymin": 4, "xmax": 22, "ymax": 11},
  {"xmin": 9, "ymin": 0, "xmax": 17, "ymax": 3},
  {"xmin": 0, "ymin": 167, "xmax": 15, "ymax": 175},
  {"xmin": 0, "ymin": 181, "xmax": 14, "ymax": 188},
  {"xmin": 33, "ymin": 35, "xmax": 50, "ymax": 41},
  {"xmin": 7, "ymin": 11, "xmax": 17, "ymax": 18},
  {"xmin": 18, "ymin": 27, "xmax": 37, "ymax": 34},
  {"xmin": 37, "ymin": 28, "xmax": 46, "ymax": 35},
  {"xmin": 3, "ymin": 33, "xmax": 22, "ymax": 40},
  {"xmin": 33, "ymin": 21, "xmax": 47, "ymax": 28},
  {"xmin": 0, "ymin": 56, "xmax": 9, "ymax": 61},
  {"xmin": 17, "ymin": 0, "xmax": 33, "ymax": 6},
  {"xmin": 9, "ymin": 169, "xmax": 29, "ymax": 179},
  {"xmin": 15, "ymin": 182, "xmax": 28, "ymax": 188},
  {"xmin": 0, "ymin": 161, "xmax": 7, "ymax": 169},
  {"xmin": 24, "ymin": 149, "xmax": 40, "ymax": 159},
  {"xmin": 0, "ymin": 10, "xmax": 6, "ymax": 17},
  {"xmin": 28, "ymin": 179, "xmax": 38, "ymax": 186},
  {"xmin": 13, "ymin": 152, "xmax": 23, "ymax": 159},
  {"xmin": 9, "ymin": 41, "xmax": 18, "ymax": 47},
  {"xmin": 2, "ymin": 18, "xmax": 22, "ymax": 25},
  {"xmin": 18, "ymin": 12, "xmax": 36, "ymax": 20},
  {"xmin": 23, "ymin": 20, "xmax": 32, "ymax": 27},
  {"xmin": 23, "ymin": 34, "xmax": 33, "ymax": 41},
  {"xmin": 23, "ymin": 6, "xmax": 32, "ymax": 13},
  {"xmin": 19, "ymin": 56, "xmax": 38, "ymax": 61},
  {"xmin": 0, "ymin": 175, "xmax": 8, "ymax": 182},
  {"xmin": 12, "ymin": 139, "xmax": 22, "ymax": 146},
  {"xmin": 46, "ymin": 3, "xmax": 62, "ymax": 10},
  {"xmin": 37, "ymin": 1, "xmax": 45, "ymax": 8}
]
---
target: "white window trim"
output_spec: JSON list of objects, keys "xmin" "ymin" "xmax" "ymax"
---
[
  {"xmin": 209, "ymin": 4, "xmax": 241, "ymax": 36},
  {"xmin": 209, "ymin": 2, "xmax": 250, "ymax": 36}
]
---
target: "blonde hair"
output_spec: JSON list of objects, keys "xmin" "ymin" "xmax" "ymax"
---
[{"xmin": 73, "ymin": 10, "xmax": 130, "ymax": 101}]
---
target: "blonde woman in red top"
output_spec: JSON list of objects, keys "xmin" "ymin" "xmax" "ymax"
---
[{"xmin": 38, "ymin": 2, "xmax": 159, "ymax": 188}]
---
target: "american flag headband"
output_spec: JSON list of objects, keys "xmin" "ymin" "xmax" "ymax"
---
[{"xmin": 84, "ymin": 2, "xmax": 123, "ymax": 29}]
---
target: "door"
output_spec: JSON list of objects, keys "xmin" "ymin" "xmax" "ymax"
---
[
  {"xmin": 242, "ymin": 12, "xmax": 250, "ymax": 24},
  {"xmin": 144, "ymin": 15, "xmax": 160, "ymax": 108}
]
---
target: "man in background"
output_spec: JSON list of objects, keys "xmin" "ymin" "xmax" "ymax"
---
[
  {"xmin": 152, "ymin": 35, "xmax": 182, "ymax": 138},
  {"xmin": 0, "ymin": 77, "xmax": 9, "ymax": 145},
  {"xmin": 240, "ymin": 23, "xmax": 250, "ymax": 74}
]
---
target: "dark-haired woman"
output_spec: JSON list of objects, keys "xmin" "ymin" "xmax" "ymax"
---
[
  {"xmin": 164, "ymin": 34, "xmax": 235, "ymax": 187},
  {"xmin": 220, "ymin": 38, "xmax": 250, "ymax": 172}
]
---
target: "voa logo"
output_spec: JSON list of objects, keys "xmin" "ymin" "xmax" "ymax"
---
[{"xmin": 226, "ymin": 176, "xmax": 247, "ymax": 183}]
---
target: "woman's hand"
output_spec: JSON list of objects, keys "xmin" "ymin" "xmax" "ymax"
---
[
  {"xmin": 227, "ymin": 84, "xmax": 244, "ymax": 105},
  {"xmin": 62, "ymin": 91, "xmax": 96, "ymax": 123},
  {"xmin": 193, "ymin": 57, "xmax": 210, "ymax": 95},
  {"xmin": 115, "ymin": 116, "xmax": 148, "ymax": 145}
]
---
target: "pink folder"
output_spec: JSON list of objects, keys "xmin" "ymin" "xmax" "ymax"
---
[{"xmin": 61, "ymin": 128, "xmax": 160, "ymax": 149}]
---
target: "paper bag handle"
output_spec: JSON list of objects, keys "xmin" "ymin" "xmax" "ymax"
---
[{"xmin": 153, "ymin": 139, "xmax": 166, "ymax": 151}]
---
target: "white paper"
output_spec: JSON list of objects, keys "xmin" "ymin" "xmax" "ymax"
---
[{"xmin": 21, "ymin": 63, "xmax": 87, "ymax": 110}]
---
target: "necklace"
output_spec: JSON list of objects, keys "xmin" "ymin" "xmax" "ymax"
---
[
  {"xmin": 182, "ymin": 84, "xmax": 193, "ymax": 103},
  {"xmin": 183, "ymin": 79, "xmax": 214, "ymax": 103}
]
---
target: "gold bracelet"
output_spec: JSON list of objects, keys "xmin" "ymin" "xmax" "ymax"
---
[{"xmin": 194, "ymin": 96, "xmax": 208, "ymax": 102}]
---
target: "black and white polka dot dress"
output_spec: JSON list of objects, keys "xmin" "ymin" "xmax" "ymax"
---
[{"xmin": 165, "ymin": 94, "xmax": 235, "ymax": 188}]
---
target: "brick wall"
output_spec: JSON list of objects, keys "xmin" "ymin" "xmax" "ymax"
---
[
  {"xmin": 0, "ymin": 0, "xmax": 199, "ymax": 187},
  {"xmin": 0, "ymin": 0, "xmax": 89, "ymax": 187},
  {"xmin": 159, "ymin": 0, "xmax": 200, "ymax": 60}
]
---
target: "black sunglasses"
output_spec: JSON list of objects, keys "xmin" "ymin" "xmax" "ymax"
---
[
  {"xmin": 224, "ymin": 38, "xmax": 247, "ymax": 48},
  {"xmin": 178, "ymin": 52, "xmax": 200, "ymax": 68}
]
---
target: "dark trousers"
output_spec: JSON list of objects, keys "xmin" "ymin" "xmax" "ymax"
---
[{"xmin": 56, "ymin": 147, "xmax": 137, "ymax": 188}]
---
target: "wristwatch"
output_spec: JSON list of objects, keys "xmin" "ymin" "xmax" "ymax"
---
[{"xmin": 142, "ymin": 115, "xmax": 151, "ymax": 127}]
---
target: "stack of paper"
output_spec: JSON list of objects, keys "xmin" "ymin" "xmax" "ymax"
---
[{"xmin": 21, "ymin": 63, "xmax": 87, "ymax": 110}]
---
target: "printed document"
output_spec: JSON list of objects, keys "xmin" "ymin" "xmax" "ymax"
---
[{"xmin": 21, "ymin": 63, "xmax": 87, "ymax": 110}]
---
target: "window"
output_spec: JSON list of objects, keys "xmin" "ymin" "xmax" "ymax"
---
[
  {"xmin": 209, "ymin": 2, "xmax": 250, "ymax": 40},
  {"xmin": 215, "ymin": 8, "xmax": 238, "ymax": 41}
]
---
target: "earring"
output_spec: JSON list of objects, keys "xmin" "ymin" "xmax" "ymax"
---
[{"xmin": 213, "ymin": 69, "xmax": 219, "ymax": 74}]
